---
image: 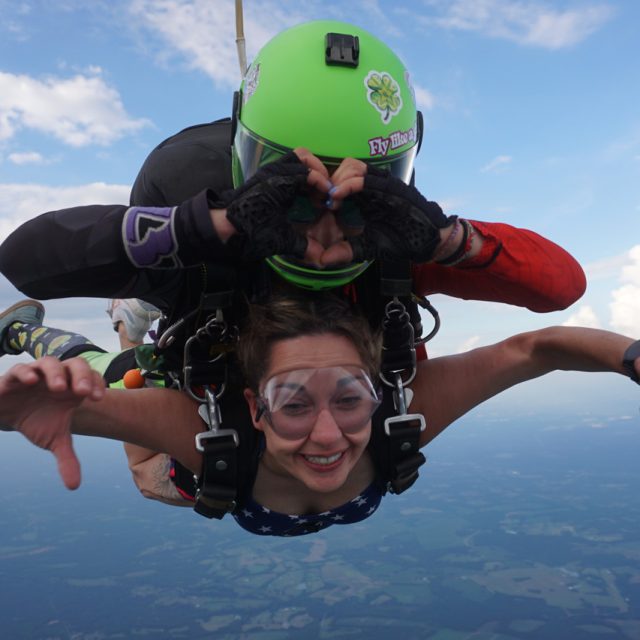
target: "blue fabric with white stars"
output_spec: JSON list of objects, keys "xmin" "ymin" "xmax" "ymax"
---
[{"xmin": 232, "ymin": 482, "xmax": 383, "ymax": 537}]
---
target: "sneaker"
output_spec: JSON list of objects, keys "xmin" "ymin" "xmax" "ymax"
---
[
  {"xmin": 0, "ymin": 299, "xmax": 45, "ymax": 357},
  {"xmin": 107, "ymin": 299, "xmax": 161, "ymax": 343}
]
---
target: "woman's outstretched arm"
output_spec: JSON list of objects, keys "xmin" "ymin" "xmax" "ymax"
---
[
  {"xmin": 0, "ymin": 356, "xmax": 204, "ymax": 488},
  {"xmin": 413, "ymin": 327, "xmax": 638, "ymax": 447}
]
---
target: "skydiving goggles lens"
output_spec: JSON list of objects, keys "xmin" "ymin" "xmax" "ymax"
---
[{"xmin": 256, "ymin": 366, "xmax": 381, "ymax": 440}]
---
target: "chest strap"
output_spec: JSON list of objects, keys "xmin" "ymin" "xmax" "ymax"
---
[
  {"xmin": 194, "ymin": 389, "xmax": 240, "ymax": 518},
  {"xmin": 378, "ymin": 260, "xmax": 428, "ymax": 493},
  {"xmin": 172, "ymin": 294, "xmax": 243, "ymax": 519}
]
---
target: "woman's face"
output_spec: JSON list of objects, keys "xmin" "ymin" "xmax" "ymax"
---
[{"xmin": 245, "ymin": 333, "xmax": 375, "ymax": 494}]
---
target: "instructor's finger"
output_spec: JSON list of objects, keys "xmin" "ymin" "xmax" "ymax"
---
[
  {"xmin": 325, "ymin": 176, "xmax": 365, "ymax": 208},
  {"xmin": 294, "ymin": 147, "xmax": 329, "ymax": 178}
]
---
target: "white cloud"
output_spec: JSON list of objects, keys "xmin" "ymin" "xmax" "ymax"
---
[
  {"xmin": 584, "ymin": 252, "xmax": 631, "ymax": 282},
  {"xmin": 0, "ymin": 182, "xmax": 131, "ymax": 239},
  {"xmin": 423, "ymin": 0, "xmax": 613, "ymax": 49},
  {"xmin": 129, "ymin": 0, "xmax": 440, "ymax": 108},
  {"xmin": 129, "ymin": 0, "xmax": 306, "ymax": 89},
  {"xmin": 0, "ymin": 2, "xmax": 32, "ymax": 42},
  {"xmin": 8, "ymin": 151, "xmax": 47, "ymax": 166},
  {"xmin": 481, "ymin": 155, "xmax": 512, "ymax": 173},
  {"xmin": 609, "ymin": 245, "xmax": 640, "ymax": 337},
  {"xmin": 0, "ymin": 70, "xmax": 150, "ymax": 147},
  {"xmin": 457, "ymin": 334, "xmax": 481, "ymax": 353},
  {"xmin": 562, "ymin": 305, "xmax": 601, "ymax": 329},
  {"xmin": 437, "ymin": 196, "xmax": 468, "ymax": 215},
  {"xmin": 414, "ymin": 84, "xmax": 436, "ymax": 111}
]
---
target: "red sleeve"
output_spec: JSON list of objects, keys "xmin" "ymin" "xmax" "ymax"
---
[{"xmin": 412, "ymin": 220, "xmax": 586, "ymax": 312}]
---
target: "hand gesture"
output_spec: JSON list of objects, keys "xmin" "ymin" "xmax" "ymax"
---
[
  {"xmin": 223, "ymin": 152, "xmax": 314, "ymax": 260},
  {"xmin": 0, "ymin": 356, "xmax": 105, "ymax": 489},
  {"xmin": 296, "ymin": 153, "xmax": 453, "ymax": 266},
  {"xmin": 331, "ymin": 165, "xmax": 451, "ymax": 263}
]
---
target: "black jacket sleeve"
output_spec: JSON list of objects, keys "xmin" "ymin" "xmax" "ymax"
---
[{"xmin": 0, "ymin": 190, "xmax": 232, "ymax": 308}]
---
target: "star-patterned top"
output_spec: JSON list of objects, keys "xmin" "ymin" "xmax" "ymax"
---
[{"xmin": 232, "ymin": 482, "xmax": 383, "ymax": 537}]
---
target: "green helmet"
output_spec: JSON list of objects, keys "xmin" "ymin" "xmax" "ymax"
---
[{"xmin": 232, "ymin": 20, "xmax": 421, "ymax": 291}]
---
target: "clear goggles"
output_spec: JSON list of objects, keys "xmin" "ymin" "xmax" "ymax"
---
[{"xmin": 256, "ymin": 366, "xmax": 381, "ymax": 441}]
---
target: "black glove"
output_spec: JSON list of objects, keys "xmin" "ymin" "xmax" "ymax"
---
[
  {"xmin": 222, "ymin": 152, "xmax": 310, "ymax": 260},
  {"xmin": 348, "ymin": 167, "xmax": 451, "ymax": 263}
]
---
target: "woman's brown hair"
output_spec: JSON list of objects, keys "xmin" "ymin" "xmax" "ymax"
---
[{"xmin": 236, "ymin": 291, "xmax": 381, "ymax": 391}]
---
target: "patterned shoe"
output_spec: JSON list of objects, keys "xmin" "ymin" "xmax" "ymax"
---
[
  {"xmin": 107, "ymin": 299, "xmax": 161, "ymax": 343},
  {"xmin": 0, "ymin": 299, "xmax": 45, "ymax": 357}
]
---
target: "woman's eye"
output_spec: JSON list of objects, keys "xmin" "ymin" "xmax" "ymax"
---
[
  {"xmin": 334, "ymin": 395, "xmax": 363, "ymax": 410},
  {"xmin": 281, "ymin": 401, "xmax": 312, "ymax": 415}
]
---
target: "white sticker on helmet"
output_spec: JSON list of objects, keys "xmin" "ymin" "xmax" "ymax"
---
[
  {"xmin": 243, "ymin": 63, "xmax": 261, "ymax": 105},
  {"xmin": 364, "ymin": 70, "xmax": 403, "ymax": 123}
]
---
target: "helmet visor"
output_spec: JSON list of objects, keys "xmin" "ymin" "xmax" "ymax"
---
[{"xmin": 233, "ymin": 119, "xmax": 417, "ymax": 187}]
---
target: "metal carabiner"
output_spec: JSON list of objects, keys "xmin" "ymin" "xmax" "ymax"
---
[{"xmin": 195, "ymin": 388, "xmax": 239, "ymax": 451}]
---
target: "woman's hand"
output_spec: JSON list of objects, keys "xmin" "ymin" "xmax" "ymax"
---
[{"xmin": 0, "ymin": 356, "xmax": 105, "ymax": 489}]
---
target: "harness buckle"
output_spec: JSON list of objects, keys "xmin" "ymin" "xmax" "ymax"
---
[
  {"xmin": 383, "ymin": 412, "xmax": 426, "ymax": 437},
  {"xmin": 195, "ymin": 429, "xmax": 239, "ymax": 452},
  {"xmin": 194, "ymin": 388, "xmax": 239, "ymax": 451},
  {"xmin": 193, "ymin": 388, "xmax": 240, "ymax": 519},
  {"xmin": 383, "ymin": 412, "xmax": 427, "ymax": 495}
]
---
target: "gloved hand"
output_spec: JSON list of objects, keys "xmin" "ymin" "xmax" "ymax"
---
[
  {"xmin": 348, "ymin": 167, "xmax": 451, "ymax": 263},
  {"xmin": 222, "ymin": 152, "xmax": 310, "ymax": 260}
]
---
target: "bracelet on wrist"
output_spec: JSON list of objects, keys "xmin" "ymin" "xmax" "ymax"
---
[
  {"xmin": 436, "ymin": 219, "xmax": 473, "ymax": 266},
  {"xmin": 432, "ymin": 217, "xmax": 461, "ymax": 262},
  {"xmin": 622, "ymin": 340, "xmax": 640, "ymax": 384}
]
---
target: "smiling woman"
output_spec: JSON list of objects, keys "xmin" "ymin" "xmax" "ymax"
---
[
  {"xmin": 233, "ymin": 296, "xmax": 384, "ymax": 528},
  {"xmin": 1, "ymin": 290, "xmax": 639, "ymax": 537},
  {"xmin": 0, "ymin": 292, "xmax": 396, "ymax": 536}
]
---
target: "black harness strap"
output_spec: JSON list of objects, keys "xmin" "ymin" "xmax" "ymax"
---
[
  {"xmin": 156, "ymin": 265, "xmax": 272, "ymax": 519},
  {"xmin": 369, "ymin": 388, "xmax": 425, "ymax": 495},
  {"xmin": 194, "ymin": 392, "xmax": 240, "ymax": 518},
  {"xmin": 157, "ymin": 290, "xmax": 244, "ymax": 519},
  {"xmin": 381, "ymin": 412, "xmax": 426, "ymax": 494},
  {"xmin": 171, "ymin": 384, "xmax": 259, "ymax": 519},
  {"xmin": 195, "ymin": 442, "xmax": 239, "ymax": 517},
  {"xmin": 376, "ymin": 260, "xmax": 428, "ymax": 494},
  {"xmin": 193, "ymin": 386, "xmax": 260, "ymax": 518}
]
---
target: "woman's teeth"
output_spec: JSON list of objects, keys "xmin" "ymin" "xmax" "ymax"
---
[{"xmin": 304, "ymin": 452, "xmax": 342, "ymax": 465}]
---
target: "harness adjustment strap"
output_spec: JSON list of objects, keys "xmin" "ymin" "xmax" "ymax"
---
[
  {"xmin": 383, "ymin": 413, "xmax": 427, "ymax": 494},
  {"xmin": 379, "ymin": 260, "xmax": 413, "ymax": 298},
  {"xmin": 194, "ymin": 387, "xmax": 240, "ymax": 519},
  {"xmin": 390, "ymin": 452, "xmax": 426, "ymax": 493},
  {"xmin": 194, "ymin": 434, "xmax": 239, "ymax": 519}
]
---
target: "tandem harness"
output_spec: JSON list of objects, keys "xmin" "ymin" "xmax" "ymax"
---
[{"xmin": 155, "ymin": 262, "xmax": 440, "ymax": 520}]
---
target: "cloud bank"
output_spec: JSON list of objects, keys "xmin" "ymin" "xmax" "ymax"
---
[
  {"xmin": 422, "ymin": 0, "xmax": 613, "ymax": 49},
  {"xmin": 0, "ymin": 70, "xmax": 149, "ymax": 147},
  {"xmin": 0, "ymin": 183, "xmax": 131, "ymax": 240},
  {"xmin": 609, "ymin": 245, "xmax": 640, "ymax": 337},
  {"xmin": 129, "ymin": 0, "xmax": 305, "ymax": 89}
]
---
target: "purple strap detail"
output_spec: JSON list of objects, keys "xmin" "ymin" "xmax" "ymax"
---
[{"xmin": 122, "ymin": 206, "xmax": 182, "ymax": 269}]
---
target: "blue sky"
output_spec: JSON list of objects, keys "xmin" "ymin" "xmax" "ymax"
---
[{"xmin": 0, "ymin": 0, "xmax": 639, "ymax": 412}]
